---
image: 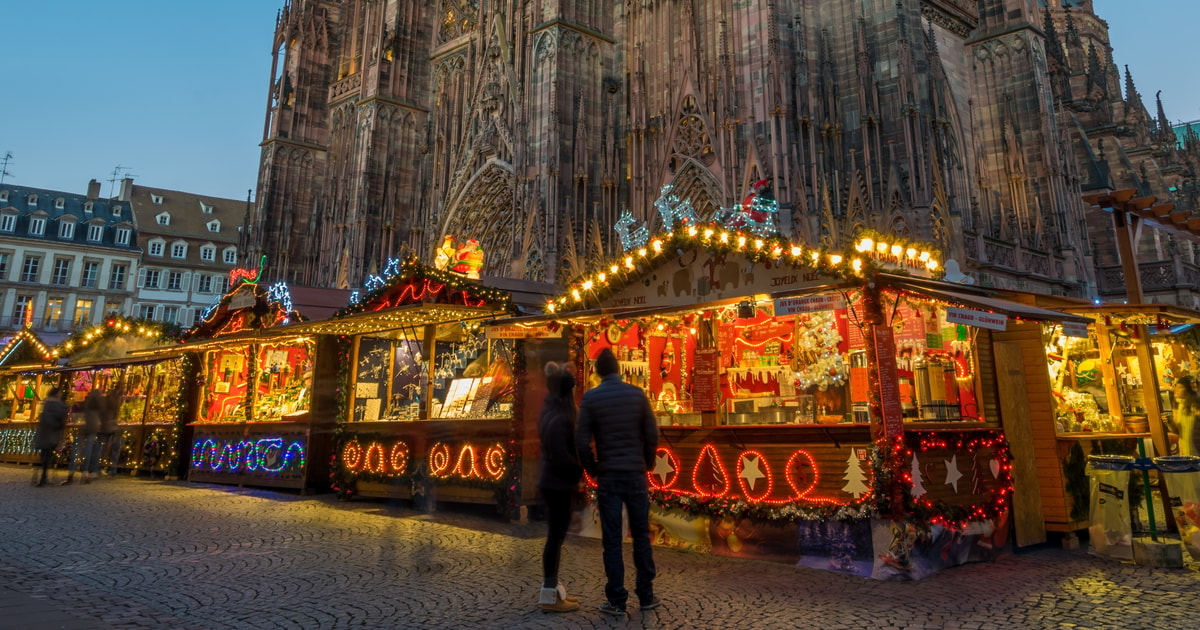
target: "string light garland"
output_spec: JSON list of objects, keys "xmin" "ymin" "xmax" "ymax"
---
[
  {"xmin": 338, "ymin": 256, "xmax": 512, "ymax": 316},
  {"xmin": 548, "ymin": 225, "xmax": 941, "ymax": 313},
  {"xmin": 0, "ymin": 328, "xmax": 53, "ymax": 363},
  {"xmin": 55, "ymin": 316, "xmax": 181, "ymax": 357}
]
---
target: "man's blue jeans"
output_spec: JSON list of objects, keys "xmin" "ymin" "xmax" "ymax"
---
[{"xmin": 596, "ymin": 474, "xmax": 656, "ymax": 607}]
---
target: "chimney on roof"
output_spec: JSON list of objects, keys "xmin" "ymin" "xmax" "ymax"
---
[
  {"xmin": 118, "ymin": 177, "xmax": 134, "ymax": 202},
  {"xmin": 86, "ymin": 179, "xmax": 101, "ymax": 200}
]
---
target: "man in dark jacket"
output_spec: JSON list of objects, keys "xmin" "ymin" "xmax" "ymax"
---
[
  {"xmin": 33, "ymin": 388, "xmax": 68, "ymax": 487},
  {"xmin": 575, "ymin": 348, "xmax": 660, "ymax": 615}
]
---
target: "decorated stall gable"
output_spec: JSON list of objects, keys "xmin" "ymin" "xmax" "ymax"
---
[
  {"xmin": 185, "ymin": 281, "xmax": 303, "ymax": 341},
  {"xmin": 550, "ymin": 226, "xmax": 941, "ymax": 313},
  {"xmin": 0, "ymin": 328, "xmax": 53, "ymax": 365},
  {"xmin": 339, "ymin": 257, "xmax": 512, "ymax": 316}
]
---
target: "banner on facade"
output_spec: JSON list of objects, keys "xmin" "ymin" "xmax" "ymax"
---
[{"xmin": 945, "ymin": 307, "xmax": 1008, "ymax": 331}]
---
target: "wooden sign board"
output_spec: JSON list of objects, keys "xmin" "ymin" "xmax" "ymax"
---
[{"xmin": 874, "ymin": 326, "xmax": 904, "ymax": 439}]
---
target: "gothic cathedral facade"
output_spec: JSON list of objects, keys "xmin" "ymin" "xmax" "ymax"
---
[{"xmin": 244, "ymin": 0, "xmax": 1199, "ymax": 305}]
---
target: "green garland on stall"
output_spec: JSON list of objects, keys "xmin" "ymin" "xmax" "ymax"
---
[
  {"xmin": 625, "ymin": 431, "xmax": 1015, "ymax": 529},
  {"xmin": 330, "ymin": 336, "xmax": 356, "ymax": 498},
  {"xmin": 54, "ymin": 316, "xmax": 182, "ymax": 357},
  {"xmin": 551, "ymin": 224, "xmax": 944, "ymax": 312}
]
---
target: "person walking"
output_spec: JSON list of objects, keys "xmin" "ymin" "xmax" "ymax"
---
[
  {"xmin": 1174, "ymin": 375, "xmax": 1200, "ymax": 456},
  {"xmin": 537, "ymin": 362, "xmax": 583, "ymax": 613},
  {"xmin": 33, "ymin": 387, "xmax": 68, "ymax": 487},
  {"xmin": 64, "ymin": 387, "xmax": 103, "ymax": 484},
  {"xmin": 575, "ymin": 347, "xmax": 661, "ymax": 616},
  {"xmin": 98, "ymin": 386, "xmax": 123, "ymax": 475}
]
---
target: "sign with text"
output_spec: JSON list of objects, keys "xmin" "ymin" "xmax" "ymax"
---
[
  {"xmin": 1062, "ymin": 321, "xmax": 1090, "ymax": 339},
  {"xmin": 774, "ymin": 293, "xmax": 846, "ymax": 316},
  {"xmin": 945, "ymin": 307, "xmax": 1008, "ymax": 331},
  {"xmin": 873, "ymin": 326, "xmax": 904, "ymax": 439},
  {"xmin": 692, "ymin": 348, "xmax": 720, "ymax": 412},
  {"xmin": 484, "ymin": 324, "xmax": 561, "ymax": 339}
]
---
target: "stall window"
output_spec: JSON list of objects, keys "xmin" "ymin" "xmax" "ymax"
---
[
  {"xmin": 200, "ymin": 348, "xmax": 250, "ymax": 422},
  {"xmin": 253, "ymin": 340, "xmax": 314, "ymax": 421},
  {"xmin": 428, "ymin": 325, "xmax": 514, "ymax": 420}
]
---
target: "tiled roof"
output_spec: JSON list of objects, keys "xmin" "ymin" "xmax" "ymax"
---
[
  {"xmin": 0, "ymin": 184, "xmax": 139, "ymax": 251},
  {"xmin": 127, "ymin": 184, "xmax": 244, "ymax": 244}
]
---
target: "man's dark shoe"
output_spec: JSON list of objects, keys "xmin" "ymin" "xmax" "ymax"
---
[
  {"xmin": 640, "ymin": 596, "xmax": 662, "ymax": 611},
  {"xmin": 598, "ymin": 602, "xmax": 627, "ymax": 616}
]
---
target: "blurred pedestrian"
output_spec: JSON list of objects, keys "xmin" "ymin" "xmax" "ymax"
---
[
  {"xmin": 537, "ymin": 362, "xmax": 583, "ymax": 613},
  {"xmin": 65, "ymin": 387, "xmax": 104, "ymax": 484},
  {"xmin": 99, "ymin": 386, "xmax": 123, "ymax": 475},
  {"xmin": 33, "ymin": 387, "xmax": 68, "ymax": 487},
  {"xmin": 1174, "ymin": 375, "xmax": 1200, "ymax": 456},
  {"xmin": 576, "ymin": 347, "xmax": 661, "ymax": 616}
]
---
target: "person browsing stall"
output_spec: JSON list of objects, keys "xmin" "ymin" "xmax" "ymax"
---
[{"xmin": 575, "ymin": 347, "xmax": 661, "ymax": 616}]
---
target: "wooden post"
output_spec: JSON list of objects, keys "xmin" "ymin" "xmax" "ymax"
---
[
  {"xmin": 423, "ymin": 325, "xmax": 437, "ymax": 420},
  {"xmin": 860, "ymin": 279, "xmax": 886, "ymax": 443}
]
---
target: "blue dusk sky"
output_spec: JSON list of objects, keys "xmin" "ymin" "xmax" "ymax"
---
[{"xmin": 1, "ymin": 0, "xmax": 1197, "ymax": 201}]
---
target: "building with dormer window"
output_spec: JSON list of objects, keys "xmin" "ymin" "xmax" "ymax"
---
[
  {"xmin": 120, "ymin": 179, "xmax": 245, "ymax": 327},
  {"xmin": 0, "ymin": 179, "xmax": 140, "ymax": 342}
]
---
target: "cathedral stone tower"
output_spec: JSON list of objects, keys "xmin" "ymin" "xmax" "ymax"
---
[{"xmin": 244, "ymin": 0, "xmax": 1199, "ymax": 304}]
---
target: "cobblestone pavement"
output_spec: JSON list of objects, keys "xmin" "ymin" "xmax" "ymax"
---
[{"xmin": 0, "ymin": 466, "xmax": 1195, "ymax": 630}]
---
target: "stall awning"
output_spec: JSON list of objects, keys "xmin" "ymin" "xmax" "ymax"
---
[
  {"xmin": 274, "ymin": 303, "xmax": 506, "ymax": 337},
  {"xmin": 884, "ymin": 277, "xmax": 1094, "ymax": 326},
  {"xmin": 1059, "ymin": 303, "xmax": 1200, "ymax": 325}
]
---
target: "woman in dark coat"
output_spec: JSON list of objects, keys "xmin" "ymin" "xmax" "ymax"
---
[
  {"xmin": 537, "ymin": 362, "xmax": 583, "ymax": 613},
  {"xmin": 33, "ymin": 387, "xmax": 68, "ymax": 487}
]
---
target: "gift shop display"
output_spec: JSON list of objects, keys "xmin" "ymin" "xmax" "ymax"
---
[
  {"xmin": 179, "ymin": 272, "xmax": 333, "ymax": 490},
  {"xmin": 323, "ymin": 255, "xmax": 558, "ymax": 514},
  {"xmin": 540, "ymin": 217, "xmax": 1085, "ymax": 579},
  {"xmin": 0, "ymin": 326, "xmax": 55, "ymax": 464}
]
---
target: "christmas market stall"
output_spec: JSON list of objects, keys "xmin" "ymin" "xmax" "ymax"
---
[
  {"xmin": 321, "ymin": 253, "xmax": 557, "ymax": 514},
  {"xmin": 49, "ymin": 318, "xmax": 185, "ymax": 475},
  {"xmin": 542, "ymin": 214, "xmax": 1088, "ymax": 579},
  {"xmin": 1000, "ymin": 298, "xmax": 1200, "ymax": 541},
  {"xmin": 0, "ymin": 326, "xmax": 55, "ymax": 464},
  {"xmin": 169, "ymin": 274, "xmax": 336, "ymax": 491}
]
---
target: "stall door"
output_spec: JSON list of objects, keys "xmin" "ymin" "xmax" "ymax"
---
[{"xmin": 994, "ymin": 341, "xmax": 1048, "ymax": 547}]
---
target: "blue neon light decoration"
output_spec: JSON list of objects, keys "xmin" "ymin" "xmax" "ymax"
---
[{"xmin": 190, "ymin": 437, "xmax": 307, "ymax": 474}]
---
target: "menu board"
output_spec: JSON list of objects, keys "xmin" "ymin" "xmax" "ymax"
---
[
  {"xmin": 692, "ymin": 348, "xmax": 720, "ymax": 412},
  {"xmin": 873, "ymin": 326, "xmax": 904, "ymax": 438}
]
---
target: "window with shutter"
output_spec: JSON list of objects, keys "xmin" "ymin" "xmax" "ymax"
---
[{"xmin": 136, "ymin": 267, "xmax": 147, "ymax": 288}]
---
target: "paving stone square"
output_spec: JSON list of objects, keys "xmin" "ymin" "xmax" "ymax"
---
[{"xmin": 0, "ymin": 466, "xmax": 1194, "ymax": 629}]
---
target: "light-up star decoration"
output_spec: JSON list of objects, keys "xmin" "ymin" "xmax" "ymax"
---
[
  {"xmin": 740, "ymin": 454, "xmax": 765, "ymax": 490},
  {"xmin": 716, "ymin": 178, "xmax": 779, "ymax": 237},
  {"xmin": 653, "ymin": 184, "xmax": 699, "ymax": 229},
  {"xmin": 652, "ymin": 452, "xmax": 675, "ymax": 485},
  {"xmin": 614, "ymin": 208, "xmax": 650, "ymax": 252},
  {"xmin": 944, "ymin": 455, "xmax": 963, "ymax": 493}
]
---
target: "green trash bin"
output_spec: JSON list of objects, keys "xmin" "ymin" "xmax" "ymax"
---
[
  {"xmin": 1154, "ymin": 455, "xmax": 1200, "ymax": 560},
  {"xmin": 1087, "ymin": 455, "xmax": 1135, "ymax": 560}
]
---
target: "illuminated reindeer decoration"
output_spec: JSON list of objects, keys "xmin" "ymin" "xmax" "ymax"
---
[{"xmin": 613, "ymin": 208, "xmax": 650, "ymax": 252}]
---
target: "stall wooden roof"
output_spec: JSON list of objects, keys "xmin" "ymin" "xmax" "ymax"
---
[
  {"xmin": 1058, "ymin": 303, "xmax": 1200, "ymax": 325},
  {"xmin": 883, "ymin": 276, "xmax": 1094, "ymax": 325}
]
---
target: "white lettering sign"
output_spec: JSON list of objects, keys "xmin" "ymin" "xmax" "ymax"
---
[
  {"xmin": 1062, "ymin": 321, "xmax": 1090, "ymax": 338},
  {"xmin": 774, "ymin": 294, "xmax": 846, "ymax": 316},
  {"xmin": 485, "ymin": 324, "xmax": 561, "ymax": 340},
  {"xmin": 945, "ymin": 307, "xmax": 1008, "ymax": 331}
]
